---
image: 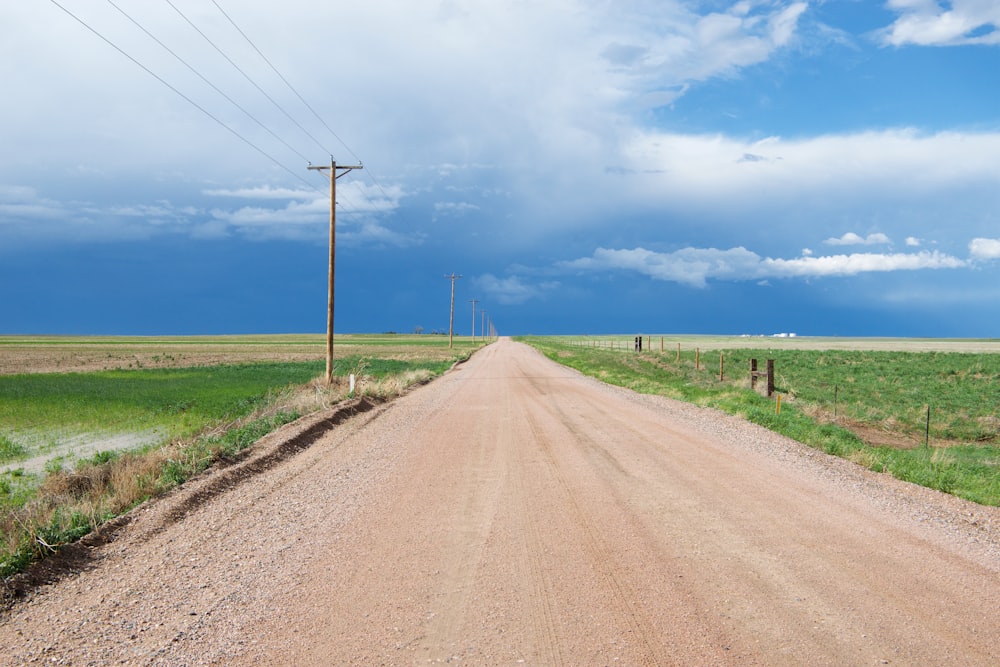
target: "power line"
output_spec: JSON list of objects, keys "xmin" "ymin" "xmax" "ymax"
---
[
  {"xmin": 46, "ymin": 0, "xmax": 320, "ymax": 194},
  {"xmin": 209, "ymin": 0, "xmax": 355, "ymax": 164},
  {"xmin": 207, "ymin": 0, "xmax": 400, "ymax": 217},
  {"xmin": 164, "ymin": 0, "xmax": 332, "ymax": 157},
  {"xmin": 104, "ymin": 0, "xmax": 312, "ymax": 164},
  {"xmin": 53, "ymin": 0, "xmax": 391, "ymax": 236}
]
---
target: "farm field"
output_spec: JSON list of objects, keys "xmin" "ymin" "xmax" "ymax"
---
[
  {"xmin": 0, "ymin": 333, "xmax": 473, "ymax": 375},
  {"xmin": 0, "ymin": 334, "xmax": 480, "ymax": 467},
  {"xmin": 0, "ymin": 334, "xmax": 483, "ymax": 577},
  {"xmin": 522, "ymin": 335, "xmax": 1000, "ymax": 506}
]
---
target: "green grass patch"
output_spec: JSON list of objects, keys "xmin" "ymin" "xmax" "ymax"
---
[
  {"xmin": 0, "ymin": 435, "xmax": 27, "ymax": 463},
  {"xmin": 0, "ymin": 354, "xmax": 457, "ymax": 458},
  {"xmin": 521, "ymin": 337, "xmax": 1000, "ymax": 506},
  {"xmin": 0, "ymin": 340, "xmax": 480, "ymax": 583},
  {"xmin": 0, "ymin": 361, "xmax": 325, "ymax": 444}
]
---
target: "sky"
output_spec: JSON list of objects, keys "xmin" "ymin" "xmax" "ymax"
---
[{"xmin": 2, "ymin": 0, "xmax": 999, "ymax": 337}]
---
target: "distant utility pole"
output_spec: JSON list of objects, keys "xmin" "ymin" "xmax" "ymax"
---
[
  {"xmin": 469, "ymin": 298, "xmax": 480, "ymax": 342},
  {"xmin": 445, "ymin": 273, "xmax": 462, "ymax": 348},
  {"xmin": 481, "ymin": 310, "xmax": 486, "ymax": 343},
  {"xmin": 308, "ymin": 159, "xmax": 363, "ymax": 384}
]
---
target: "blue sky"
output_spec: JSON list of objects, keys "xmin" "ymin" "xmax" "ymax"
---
[{"xmin": 2, "ymin": 0, "xmax": 999, "ymax": 337}]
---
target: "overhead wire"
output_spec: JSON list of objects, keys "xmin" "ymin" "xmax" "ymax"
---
[
  {"xmin": 104, "ymin": 0, "xmax": 312, "ymax": 165},
  {"xmin": 163, "ymin": 0, "xmax": 332, "ymax": 158},
  {"xmin": 46, "ymin": 0, "xmax": 323, "ymax": 196},
  {"xmin": 52, "ymin": 0, "xmax": 391, "ymax": 226},
  {"xmin": 208, "ymin": 0, "xmax": 400, "ymax": 217}
]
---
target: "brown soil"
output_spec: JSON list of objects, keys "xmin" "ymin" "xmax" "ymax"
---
[
  {"xmin": 1, "ymin": 339, "xmax": 997, "ymax": 665},
  {"xmin": 0, "ymin": 344, "xmax": 323, "ymax": 375}
]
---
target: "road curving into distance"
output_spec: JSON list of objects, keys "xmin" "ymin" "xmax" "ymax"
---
[{"xmin": 2, "ymin": 337, "xmax": 997, "ymax": 665}]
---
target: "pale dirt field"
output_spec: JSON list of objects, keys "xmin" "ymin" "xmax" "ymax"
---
[
  {"xmin": 1, "ymin": 339, "xmax": 998, "ymax": 665},
  {"xmin": 0, "ymin": 343, "xmax": 318, "ymax": 376}
]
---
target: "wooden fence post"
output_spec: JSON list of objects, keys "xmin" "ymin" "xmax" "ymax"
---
[{"xmin": 750, "ymin": 358, "xmax": 775, "ymax": 397}]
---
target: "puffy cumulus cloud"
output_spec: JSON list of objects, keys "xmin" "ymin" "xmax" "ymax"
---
[
  {"xmin": 209, "ymin": 191, "xmax": 415, "ymax": 245},
  {"xmin": 598, "ymin": 2, "xmax": 807, "ymax": 108},
  {"xmin": 824, "ymin": 232, "xmax": 891, "ymax": 246},
  {"xmin": 763, "ymin": 250, "xmax": 967, "ymax": 276},
  {"xmin": 475, "ymin": 274, "xmax": 558, "ymax": 305},
  {"xmin": 618, "ymin": 129, "xmax": 1000, "ymax": 225},
  {"xmin": 560, "ymin": 247, "xmax": 762, "ymax": 288},
  {"xmin": 559, "ymin": 245, "xmax": 968, "ymax": 287},
  {"xmin": 969, "ymin": 237, "xmax": 1000, "ymax": 260},
  {"xmin": 202, "ymin": 186, "xmax": 317, "ymax": 200},
  {"xmin": 211, "ymin": 197, "xmax": 327, "ymax": 229},
  {"xmin": 880, "ymin": 0, "xmax": 1000, "ymax": 46}
]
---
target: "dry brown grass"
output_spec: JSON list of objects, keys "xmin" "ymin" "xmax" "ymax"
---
[{"xmin": 0, "ymin": 360, "xmax": 450, "ymax": 584}]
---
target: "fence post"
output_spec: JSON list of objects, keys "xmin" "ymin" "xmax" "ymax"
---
[
  {"xmin": 696, "ymin": 348, "xmax": 700, "ymax": 370},
  {"xmin": 766, "ymin": 359, "xmax": 775, "ymax": 397},
  {"xmin": 925, "ymin": 405, "xmax": 931, "ymax": 448},
  {"xmin": 676, "ymin": 343, "xmax": 681, "ymax": 362},
  {"xmin": 719, "ymin": 353, "xmax": 724, "ymax": 381},
  {"xmin": 751, "ymin": 358, "xmax": 758, "ymax": 390}
]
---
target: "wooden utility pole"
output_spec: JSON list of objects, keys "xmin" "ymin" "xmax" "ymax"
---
[
  {"xmin": 469, "ymin": 298, "xmax": 480, "ymax": 342},
  {"xmin": 481, "ymin": 309, "xmax": 486, "ymax": 343},
  {"xmin": 445, "ymin": 273, "xmax": 462, "ymax": 348},
  {"xmin": 308, "ymin": 160, "xmax": 363, "ymax": 384}
]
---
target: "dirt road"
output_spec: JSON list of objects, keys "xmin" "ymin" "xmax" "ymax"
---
[{"xmin": 2, "ymin": 338, "xmax": 998, "ymax": 665}]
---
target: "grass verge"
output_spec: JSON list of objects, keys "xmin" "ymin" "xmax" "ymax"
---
[
  {"xmin": 1, "ymin": 347, "xmax": 473, "ymax": 583},
  {"xmin": 520, "ymin": 337, "xmax": 1000, "ymax": 507}
]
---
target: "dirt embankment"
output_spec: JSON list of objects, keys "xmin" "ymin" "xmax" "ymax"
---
[{"xmin": 1, "ymin": 338, "xmax": 997, "ymax": 665}]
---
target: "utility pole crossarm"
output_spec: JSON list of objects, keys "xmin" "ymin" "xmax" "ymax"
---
[{"xmin": 308, "ymin": 159, "xmax": 363, "ymax": 385}]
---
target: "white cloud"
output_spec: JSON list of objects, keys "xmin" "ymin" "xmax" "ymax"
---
[
  {"xmin": 880, "ymin": 0, "xmax": 1000, "ymax": 46},
  {"xmin": 560, "ymin": 246, "xmax": 762, "ymax": 288},
  {"xmin": 763, "ymin": 250, "xmax": 966, "ymax": 276},
  {"xmin": 560, "ymin": 245, "xmax": 968, "ymax": 287},
  {"xmin": 618, "ymin": 129, "xmax": 1000, "ymax": 242},
  {"xmin": 476, "ymin": 274, "xmax": 557, "ymax": 305},
  {"xmin": 824, "ymin": 232, "xmax": 891, "ymax": 246},
  {"xmin": 906, "ymin": 236, "xmax": 922, "ymax": 247},
  {"xmin": 211, "ymin": 198, "xmax": 328, "ymax": 228},
  {"xmin": 203, "ymin": 186, "xmax": 317, "ymax": 200},
  {"xmin": 969, "ymin": 237, "xmax": 1000, "ymax": 260},
  {"xmin": 434, "ymin": 202, "xmax": 481, "ymax": 215}
]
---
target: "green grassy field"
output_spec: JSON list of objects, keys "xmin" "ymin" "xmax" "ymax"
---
[
  {"xmin": 0, "ymin": 355, "xmax": 459, "ymax": 460},
  {"xmin": 521, "ymin": 336, "xmax": 1000, "ymax": 507},
  {"xmin": 0, "ymin": 334, "xmax": 483, "ymax": 580}
]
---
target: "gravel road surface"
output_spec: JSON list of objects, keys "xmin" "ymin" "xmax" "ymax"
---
[{"xmin": 2, "ymin": 338, "xmax": 997, "ymax": 665}]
